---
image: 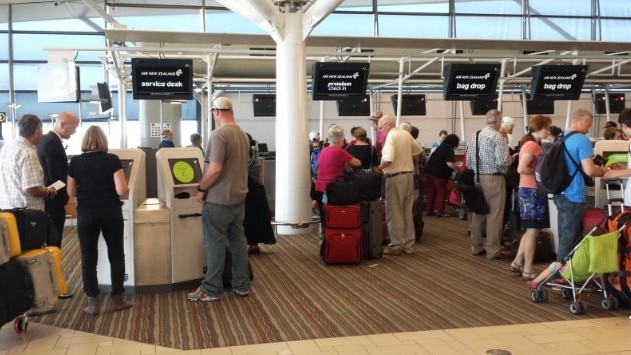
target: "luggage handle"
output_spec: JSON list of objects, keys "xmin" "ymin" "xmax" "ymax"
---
[{"xmin": 178, "ymin": 213, "xmax": 202, "ymax": 219}]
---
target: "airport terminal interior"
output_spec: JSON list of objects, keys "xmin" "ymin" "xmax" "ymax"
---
[{"xmin": 2, "ymin": 0, "xmax": 631, "ymax": 354}]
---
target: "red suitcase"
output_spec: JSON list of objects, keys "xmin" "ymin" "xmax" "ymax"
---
[
  {"xmin": 323, "ymin": 204, "xmax": 361, "ymax": 229},
  {"xmin": 323, "ymin": 228, "xmax": 362, "ymax": 264}
]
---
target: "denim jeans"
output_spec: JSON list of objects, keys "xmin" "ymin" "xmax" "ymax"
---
[
  {"xmin": 553, "ymin": 194, "xmax": 585, "ymax": 262},
  {"xmin": 200, "ymin": 201, "xmax": 250, "ymax": 297}
]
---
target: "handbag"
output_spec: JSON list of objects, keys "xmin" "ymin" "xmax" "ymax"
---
[
  {"xmin": 348, "ymin": 169, "xmax": 382, "ymax": 200},
  {"xmin": 325, "ymin": 175, "xmax": 360, "ymax": 205},
  {"xmin": 449, "ymin": 188, "xmax": 462, "ymax": 207},
  {"xmin": 459, "ymin": 131, "xmax": 489, "ymax": 215}
]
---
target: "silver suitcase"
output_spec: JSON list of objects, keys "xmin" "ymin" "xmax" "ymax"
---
[{"xmin": 15, "ymin": 249, "xmax": 59, "ymax": 314}]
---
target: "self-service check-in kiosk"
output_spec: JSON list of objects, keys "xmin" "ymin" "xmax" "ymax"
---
[
  {"xmin": 156, "ymin": 147, "xmax": 206, "ymax": 284},
  {"xmin": 97, "ymin": 149, "xmax": 147, "ymax": 289}
]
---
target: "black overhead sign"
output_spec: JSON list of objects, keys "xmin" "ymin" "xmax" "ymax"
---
[
  {"xmin": 530, "ymin": 65, "xmax": 588, "ymax": 100},
  {"xmin": 131, "ymin": 58, "xmax": 193, "ymax": 101},
  {"xmin": 443, "ymin": 63, "xmax": 501, "ymax": 101},
  {"xmin": 311, "ymin": 62, "xmax": 370, "ymax": 101}
]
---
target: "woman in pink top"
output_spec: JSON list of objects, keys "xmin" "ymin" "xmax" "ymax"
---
[
  {"xmin": 510, "ymin": 115, "xmax": 552, "ymax": 281},
  {"xmin": 314, "ymin": 124, "xmax": 361, "ymax": 222}
]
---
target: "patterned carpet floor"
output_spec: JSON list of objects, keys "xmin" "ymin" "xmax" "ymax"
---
[{"xmin": 34, "ymin": 214, "xmax": 626, "ymax": 350}]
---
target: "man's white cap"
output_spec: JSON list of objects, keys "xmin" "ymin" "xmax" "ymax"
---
[
  {"xmin": 501, "ymin": 116, "xmax": 515, "ymax": 128},
  {"xmin": 309, "ymin": 131, "xmax": 320, "ymax": 141}
]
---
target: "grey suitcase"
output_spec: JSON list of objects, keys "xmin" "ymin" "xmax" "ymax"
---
[
  {"xmin": 0, "ymin": 218, "xmax": 11, "ymax": 265},
  {"xmin": 15, "ymin": 249, "xmax": 59, "ymax": 315},
  {"xmin": 361, "ymin": 200, "xmax": 383, "ymax": 259}
]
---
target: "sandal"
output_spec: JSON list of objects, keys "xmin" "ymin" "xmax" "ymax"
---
[
  {"xmin": 522, "ymin": 271, "xmax": 537, "ymax": 281},
  {"xmin": 509, "ymin": 262, "xmax": 523, "ymax": 274}
]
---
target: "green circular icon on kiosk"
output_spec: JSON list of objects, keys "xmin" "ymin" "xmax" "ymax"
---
[{"xmin": 172, "ymin": 161, "xmax": 195, "ymax": 184}]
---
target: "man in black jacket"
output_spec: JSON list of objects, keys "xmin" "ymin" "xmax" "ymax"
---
[{"xmin": 37, "ymin": 111, "xmax": 80, "ymax": 248}]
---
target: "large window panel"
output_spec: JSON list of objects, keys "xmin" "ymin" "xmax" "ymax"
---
[
  {"xmin": 78, "ymin": 64, "xmax": 108, "ymax": 91},
  {"xmin": 528, "ymin": 0, "xmax": 592, "ymax": 16},
  {"xmin": 601, "ymin": 19, "xmax": 631, "ymax": 42},
  {"xmin": 379, "ymin": 14, "xmax": 450, "ymax": 38},
  {"xmin": 12, "ymin": 33, "xmax": 105, "ymax": 61},
  {"xmin": 599, "ymin": 0, "xmax": 631, "ymax": 18},
  {"xmin": 114, "ymin": 12, "xmax": 201, "ymax": 31},
  {"xmin": 205, "ymin": 12, "xmax": 265, "ymax": 34},
  {"xmin": 455, "ymin": 0, "xmax": 521, "ymax": 14},
  {"xmin": 311, "ymin": 13, "xmax": 373, "ymax": 36},
  {"xmin": 530, "ymin": 17, "xmax": 592, "ymax": 41},
  {"xmin": 0, "ymin": 33, "xmax": 7, "ymax": 60},
  {"xmin": 454, "ymin": 15, "xmax": 522, "ymax": 40},
  {"xmin": 0, "ymin": 5, "xmax": 7, "ymax": 29},
  {"xmin": 12, "ymin": 63, "xmax": 39, "ymax": 91},
  {"xmin": 0, "ymin": 64, "xmax": 8, "ymax": 90},
  {"xmin": 12, "ymin": 18, "xmax": 103, "ymax": 32},
  {"xmin": 377, "ymin": 3, "xmax": 448, "ymax": 13}
]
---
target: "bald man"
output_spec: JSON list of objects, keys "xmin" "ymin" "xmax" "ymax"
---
[{"xmin": 37, "ymin": 111, "xmax": 80, "ymax": 247}]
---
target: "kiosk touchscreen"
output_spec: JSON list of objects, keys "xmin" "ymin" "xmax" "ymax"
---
[
  {"xmin": 156, "ymin": 148, "xmax": 206, "ymax": 284},
  {"xmin": 96, "ymin": 149, "xmax": 147, "ymax": 290},
  {"xmin": 594, "ymin": 140, "xmax": 629, "ymax": 208}
]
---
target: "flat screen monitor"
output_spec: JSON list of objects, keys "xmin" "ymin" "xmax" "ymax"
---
[
  {"xmin": 336, "ymin": 95, "xmax": 370, "ymax": 116},
  {"xmin": 131, "ymin": 58, "xmax": 193, "ymax": 101},
  {"xmin": 391, "ymin": 94, "xmax": 426, "ymax": 116},
  {"xmin": 443, "ymin": 63, "xmax": 500, "ymax": 101},
  {"xmin": 97, "ymin": 82, "xmax": 113, "ymax": 113},
  {"xmin": 469, "ymin": 96, "xmax": 498, "ymax": 115},
  {"xmin": 37, "ymin": 63, "xmax": 80, "ymax": 103},
  {"xmin": 252, "ymin": 94, "xmax": 276, "ymax": 117},
  {"xmin": 257, "ymin": 143, "xmax": 269, "ymax": 153},
  {"xmin": 521, "ymin": 94, "xmax": 555, "ymax": 114},
  {"xmin": 120, "ymin": 159, "xmax": 134, "ymax": 184},
  {"xmin": 529, "ymin": 65, "xmax": 588, "ymax": 100},
  {"xmin": 595, "ymin": 93, "xmax": 625, "ymax": 114},
  {"xmin": 311, "ymin": 62, "xmax": 370, "ymax": 100},
  {"xmin": 167, "ymin": 158, "xmax": 203, "ymax": 185}
]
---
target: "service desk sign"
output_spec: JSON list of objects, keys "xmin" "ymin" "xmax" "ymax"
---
[
  {"xmin": 131, "ymin": 58, "xmax": 193, "ymax": 101},
  {"xmin": 443, "ymin": 64, "xmax": 501, "ymax": 100},
  {"xmin": 530, "ymin": 65, "xmax": 588, "ymax": 100}
]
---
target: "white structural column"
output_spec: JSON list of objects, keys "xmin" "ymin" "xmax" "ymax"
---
[
  {"xmin": 216, "ymin": 0, "xmax": 343, "ymax": 229},
  {"xmin": 275, "ymin": 12, "xmax": 312, "ymax": 226}
]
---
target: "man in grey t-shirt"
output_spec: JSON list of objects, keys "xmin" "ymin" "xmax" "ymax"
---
[{"xmin": 187, "ymin": 96, "xmax": 251, "ymax": 302}]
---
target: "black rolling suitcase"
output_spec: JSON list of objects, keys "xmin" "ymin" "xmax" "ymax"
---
[
  {"xmin": 0, "ymin": 259, "xmax": 34, "ymax": 327},
  {"xmin": 2, "ymin": 208, "xmax": 59, "ymax": 250},
  {"xmin": 361, "ymin": 200, "xmax": 383, "ymax": 259}
]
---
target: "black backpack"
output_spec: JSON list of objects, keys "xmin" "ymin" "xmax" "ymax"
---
[{"xmin": 534, "ymin": 131, "xmax": 579, "ymax": 194}]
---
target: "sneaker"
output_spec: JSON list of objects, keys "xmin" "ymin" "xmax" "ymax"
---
[
  {"xmin": 233, "ymin": 289, "xmax": 250, "ymax": 297},
  {"xmin": 187, "ymin": 287, "xmax": 219, "ymax": 302},
  {"xmin": 383, "ymin": 246, "xmax": 402, "ymax": 256}
]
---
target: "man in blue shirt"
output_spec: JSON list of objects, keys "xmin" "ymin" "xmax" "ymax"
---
[{"xmin": 554, "ymin": 109, "xmax": 606, "ymax": 262}]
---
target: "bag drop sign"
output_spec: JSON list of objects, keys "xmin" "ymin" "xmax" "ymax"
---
[
  {"xmin": 530, "ymin": 65, "xmax": 588, "ymax": 100},
  {"xmin": 131, "ymin": 58, "xmax": 193, "ymax": 100},
  {"xmin": 443, "ymin": 63, "xmax": 500, "ymax": 100}
]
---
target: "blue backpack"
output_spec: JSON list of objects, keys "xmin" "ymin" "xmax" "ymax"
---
[{"xmin": 310, "ymin": 147, "xmax": 321, "ymax": 180}]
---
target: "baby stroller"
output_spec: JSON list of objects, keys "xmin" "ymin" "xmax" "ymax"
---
[{"xmin": 529, "ymin": 225, "xmax": 622, "ymax": 314}]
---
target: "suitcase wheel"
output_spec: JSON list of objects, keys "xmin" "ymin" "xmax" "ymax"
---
[
  {"xmin": 458, "ymin": 210, "xmax": 467, "ymax": 220},
  {"xmin": 13, "ymin": 315, "xmax": 28, "ymax": 334}
]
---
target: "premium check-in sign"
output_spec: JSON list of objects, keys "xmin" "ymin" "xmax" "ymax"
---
[
  {"xmin": 132, "ymin": 58, "xmax": 193, "ymax": 100},
  {"xmin": 443, "ymin": 64, "xmax": 501, "ymax": 100}
]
